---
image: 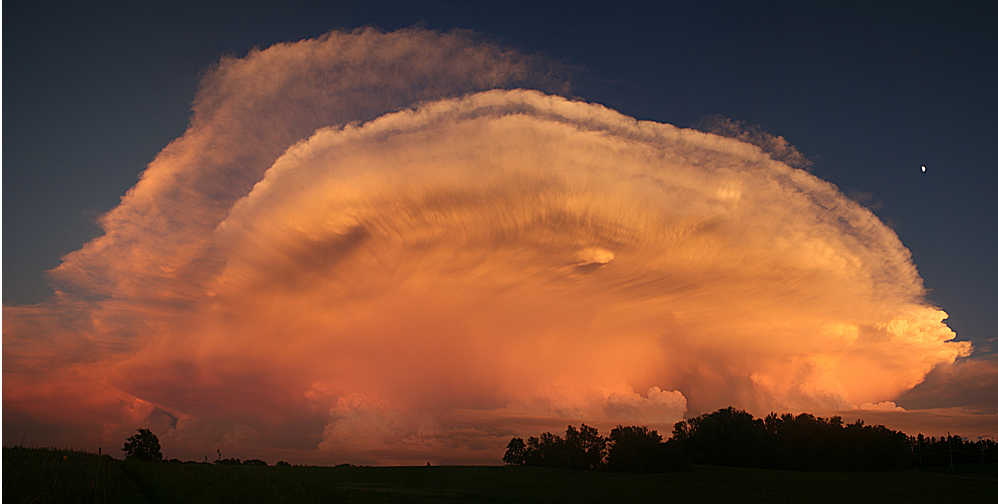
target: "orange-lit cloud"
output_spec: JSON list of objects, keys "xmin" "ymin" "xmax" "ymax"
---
[{"xmin": 3, "ymin": 28, "xmax": 982, "ymax": 464}]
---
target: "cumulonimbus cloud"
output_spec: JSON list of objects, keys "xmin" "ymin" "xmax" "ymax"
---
[{"xmin": 2, "ymin": 28, "xmax": 975, "ymax": 464}]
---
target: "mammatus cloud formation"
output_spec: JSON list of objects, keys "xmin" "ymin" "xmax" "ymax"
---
[{"xmin": 3, "ymin": 28, "xmax": 981, "ymax": 464}]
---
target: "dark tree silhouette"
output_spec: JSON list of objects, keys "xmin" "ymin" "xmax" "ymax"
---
[
  {"xmin": 565, "ymin": 424, "xmax": 606, "ymax": 470},
  {"xmin": 605, "ymin": 425, "xmax": 664, "ymax": 472},
  {"xmin": 511, "ymin": 425, "xmax": 608, "ymax": 469},
  {"xmin": 528, "ymin": 432, "xmax": 567, "ymax": 467},
  {"xmin": 673, "ymin": 407, "xmax": 764, "ymax": 466},
  {"xmin": 503, "ymin": 406, "xmax": 990, "ymax": 473},
  {"xmin": 122, "ymin": 428, "xmax": 162, "ymax": 461},
  {"xmin": 913, "ymin": 434, "xmax": 997, "ymax": 467},
  {"xmin": 503, "ymin": 437, "xmax": 527, "ymax": 465},
  {"xmin": 675, "ymin": 408, "xmax": 914, "ymax": 470}
]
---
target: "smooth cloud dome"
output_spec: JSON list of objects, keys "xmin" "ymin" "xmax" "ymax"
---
[{"xmin": 2, "ymin": 28, "xmax": 970, "ymax": 465}]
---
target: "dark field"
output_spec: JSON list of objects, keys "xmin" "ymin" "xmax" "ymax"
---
[{"xmin": 4, "ymin": 447, "xmax": 995, "ymax": 503}]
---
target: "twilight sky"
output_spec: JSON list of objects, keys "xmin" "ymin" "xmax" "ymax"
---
[{"xmin": 4, "ymin": 1, "xmax": 997, "ymax": 464}]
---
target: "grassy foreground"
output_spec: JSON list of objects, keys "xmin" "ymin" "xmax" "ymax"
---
[
  {"xmin": 2, "ymin": 446, "xmax": 146, "ymax": 503},
  {"xmin": 4, "ymin": 447, "xmax": 995, "ymax": 503}
]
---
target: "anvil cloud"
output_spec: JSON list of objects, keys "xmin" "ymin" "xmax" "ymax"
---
[{"xmin": 2, "ymin": 28, "xmax": 974, "ymax": 464}]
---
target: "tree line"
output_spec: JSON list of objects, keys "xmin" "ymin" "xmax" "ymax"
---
[
  {"xmin": 913, "ymin": 433, "xmax": 996, "ymax": 467},
  {"xmin": 503, "ymin": 406, "xmax": 998, "ymax": 472},
  {"xmin": 503, "ymin": 424, "xmax": 683, "ymax": 472},
  {"xmin": 121, "ymin": 429, "xmax": 284, "ymax": 466}
]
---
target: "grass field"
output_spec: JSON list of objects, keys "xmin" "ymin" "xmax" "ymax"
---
[
  {"xmin": 2, "ymin": 446, "xmax": 146, "ymax": 503},
  {"xmin": 4, "ymin": 447, "xmax": 995, "ymax": 503}
]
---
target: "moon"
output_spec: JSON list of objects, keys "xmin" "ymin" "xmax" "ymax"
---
[{"xmin": 921, "ymin": 165, "xmax": 926, "ymax": 173}]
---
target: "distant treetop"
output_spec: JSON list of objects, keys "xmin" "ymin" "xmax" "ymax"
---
[{"xmin": 122, "ymin": 428, "xmax": 162, "ymax": 462}]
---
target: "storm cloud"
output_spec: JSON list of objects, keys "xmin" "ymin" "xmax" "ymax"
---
[{"xmin": 3, "ymin": 28, "xmax": 977, "ymax": 464}]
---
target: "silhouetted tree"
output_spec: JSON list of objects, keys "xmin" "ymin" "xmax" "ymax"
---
[
  {"xmin": 509, "ymin": 426, "xmax": 606, "ymax": 470},
  {"xmin": 564, "ymin": 424, "xmax": 606, "ymax": 470},
  {"xmin": 122, "ymin": 428, "xmax": 162, "ymax": 462},
  {"xmin": 524, "ymin": 436, "xmax": 541, "ymax": 465},
  {"xmin": 503, "ymin": 437, "xmax": 527, "ymax": 465},
  {"xmin": 672, "ymin": 407, "xmax": 763, "ymax": 467},
  {"xmin": 605, "ymin": 425, "xmax": 663, "ymax": 472},
  {"xmin": 521, "ymin": 432, "xmax": 569, "ymax": 467},
  {"xmin": 556, "ymin": 424, "xmax": 606, "ymax": 469},
  {"xmin": 539, "ymin": 431, "xmax": 569, "ymax": 467}
]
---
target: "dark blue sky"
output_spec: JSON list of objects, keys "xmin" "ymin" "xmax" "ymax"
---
[{"xmin": 5, "ymin": 0, "xmax": 996, "ymax": 354}]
